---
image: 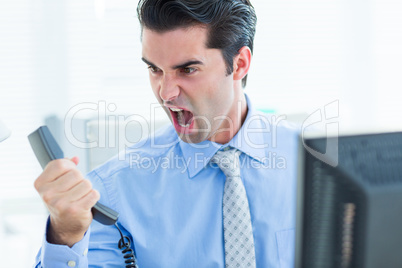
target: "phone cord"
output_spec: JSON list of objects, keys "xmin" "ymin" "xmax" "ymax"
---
[{"xmin": 115, "ymin": 222, "xmax": 138, "ymax": 268}]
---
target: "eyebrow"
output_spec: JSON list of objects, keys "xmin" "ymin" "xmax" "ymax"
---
[
  {"xmin": 172, "ymin": 60, "xmax": 204, "ymax": 69},
  {"xmin": 141, "ymin": 57, "xmax": 204, "ymax": 70}
]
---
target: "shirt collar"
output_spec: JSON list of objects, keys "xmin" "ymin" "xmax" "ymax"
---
[{"xmin": 179, "ymin": 94, "xmax": 269, "ymax": 178}]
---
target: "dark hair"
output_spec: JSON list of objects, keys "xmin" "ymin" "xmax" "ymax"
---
[{"xmin": 137, "ymin": 0, "xmax": 257, "ymax": 88}]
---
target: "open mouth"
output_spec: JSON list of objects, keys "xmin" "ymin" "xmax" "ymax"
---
[{"xmin": 169, "ymin": 107, "xmax": 194, "ymax": 128}]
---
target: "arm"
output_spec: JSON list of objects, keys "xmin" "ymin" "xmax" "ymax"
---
[
  {"xmin": 34, "ymin": 220, "xmax": 128, "ymax": 267},
  {"xmin": 33, "ymin": 159, "xmax": 128, "ymax": 267},
  {"xmin": 34, "ymin": 221, "xmax": 91, "ymax": 268}
]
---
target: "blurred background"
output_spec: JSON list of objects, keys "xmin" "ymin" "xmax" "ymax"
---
[{"xmin": 0, "ymin": 0, "xmax": 401, "ymax": 266}]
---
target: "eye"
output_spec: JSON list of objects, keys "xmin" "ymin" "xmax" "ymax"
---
[
  {"xmin": 181, "ymin": 67, "xmax": 196, "ymax": 74},
  {"xmin": 148, "ymin": 65, "xmax": 161, "ymax": 73}
]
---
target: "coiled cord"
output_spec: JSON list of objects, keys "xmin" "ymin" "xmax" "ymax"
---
[{"xmin": 115, "ymin": 222, "xmax": 138, "ymax": 268}]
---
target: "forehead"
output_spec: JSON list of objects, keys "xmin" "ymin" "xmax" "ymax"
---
[{"xmin": 141, "ymin": 26, "xmax": 211, "ymax": 65}]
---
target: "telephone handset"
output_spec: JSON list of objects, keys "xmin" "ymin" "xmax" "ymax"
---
[
  {"xmin": 28, "ymin": 126, "xmax": 137, "ymax": 267},
  {"xmin": 28, "ymin": 125, "xmax": 119, "ymax": 225}
]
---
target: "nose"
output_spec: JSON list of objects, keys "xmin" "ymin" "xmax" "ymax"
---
[{"xmin": 159, "ymin": 74, "xmax": 179, "ymax": 102}]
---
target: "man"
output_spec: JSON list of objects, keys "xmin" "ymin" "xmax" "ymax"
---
[{"xmin": 34, "ymin": 0, "xmax": 298, "ymax": 267}]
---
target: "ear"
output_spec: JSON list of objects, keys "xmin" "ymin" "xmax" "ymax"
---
[{"xmin": 233, "ymin": 46, "xmax": 252, "ymax": 82}]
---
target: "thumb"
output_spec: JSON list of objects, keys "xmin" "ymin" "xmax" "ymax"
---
[{"xmin": 70, "ymin": 156, "xmax": 80, "ymax": 166}]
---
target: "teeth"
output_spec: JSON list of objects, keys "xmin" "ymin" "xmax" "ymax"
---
[
  {"xmin": 179, "ymin": 122, "xmax": 190, "ymax": 127},
  {"xmin": 169, "ymin": 107, "xmax": 191, "ymax": 128},
  {"xmin": 170, "ymin": 108, "xmax": 183, "ymax": 112}
]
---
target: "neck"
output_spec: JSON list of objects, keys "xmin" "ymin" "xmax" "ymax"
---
[{"xmin": 210, "ymin": 91, "xmax": 248, "ymax": 144}]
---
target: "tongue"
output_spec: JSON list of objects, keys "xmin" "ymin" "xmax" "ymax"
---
[{"xmin": 177, "ymin": 110, "xmax": 193, "ymax": 126}]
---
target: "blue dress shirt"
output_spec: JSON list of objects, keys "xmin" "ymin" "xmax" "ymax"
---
[{"xmin": 35, "ymin": 95, "xmax": 299, "ymax": 267}]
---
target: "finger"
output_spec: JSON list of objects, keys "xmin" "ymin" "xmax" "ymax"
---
[
  {"xmin": 44, "ymin": 168, "xmax": 84, "ymax": 193},
  {"xmin": 36, "ymin": 159, "xmax": 76, "ymax": 186},
  {"xmin": 70, "ymin": 156, "xmax": 79, "ymax": 166},
  {"xmin": 68, "ymin": 179, "xmax": 94, "ymax": 202},
  {"xmin": 34, "ymin": 160, "xmax": 77, "ymax": 194},
  {"xmin": 76, "ymin": 189, "xmax": 101, "ymax": 211},
  {"xmin": 37, "ymin": 170, "xmax": 83, "ymax": 209}
]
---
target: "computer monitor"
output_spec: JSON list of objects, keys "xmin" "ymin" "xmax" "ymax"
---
[{"xmin": 295, "ymin": 131, "xmax": 402, "ymax": 268}]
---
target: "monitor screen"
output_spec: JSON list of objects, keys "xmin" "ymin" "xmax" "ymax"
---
[{"xmin": 295, "ymin": 131, "xmax": 402, "ymax": 268}]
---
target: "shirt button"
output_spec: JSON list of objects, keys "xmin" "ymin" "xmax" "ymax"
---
[
  {"xmin": 83, "ymin": 248, "xmax": 88, "ymax": 256},
  {"xmin": 67, "ymin": 260, "xmax": 76, "ymax": 267}
]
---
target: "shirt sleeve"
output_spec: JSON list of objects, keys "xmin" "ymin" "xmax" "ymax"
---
[{"xmin": 34, "ymin": 218, "xmax": 90, "ymax": 268}]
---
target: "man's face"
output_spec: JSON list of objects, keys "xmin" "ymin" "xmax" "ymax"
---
[{"xmin": 142, "ymin": 25, "xmax": 242, "ymax": 144}]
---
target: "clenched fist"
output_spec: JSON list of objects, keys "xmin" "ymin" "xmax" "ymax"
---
[{"xmin": 34, "ymin": 157, "xmax": 100, "ymax": 247}]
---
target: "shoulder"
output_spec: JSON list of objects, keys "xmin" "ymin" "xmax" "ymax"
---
[
  {"xmin": 252, "ymin": 110, "xmax": 300, "ymax": 137},
  {"xmin": 87, "ymin": 124, "xmax": 180, "ymax": 180},
  {"xmin": 253, "ymin": 111, "xmax": 300, "ymax": 155}
]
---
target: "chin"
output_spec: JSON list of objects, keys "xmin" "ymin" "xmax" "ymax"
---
[{"xmin": 175, "ymin": 131, "xmax": 209, "ymax": 144}]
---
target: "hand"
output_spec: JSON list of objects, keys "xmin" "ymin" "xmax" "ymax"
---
[{"xmin": 34, "ymin": 157, "xmax": 100, "ymax": 247}]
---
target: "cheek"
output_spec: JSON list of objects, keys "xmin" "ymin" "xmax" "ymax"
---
[
  {"xmin": 149, "ymin": 76, "xmax": 162, "ymax": 102},
  {"xmin": 193, "ymin": 75, "xmax": 230, "ymax": 109}
]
